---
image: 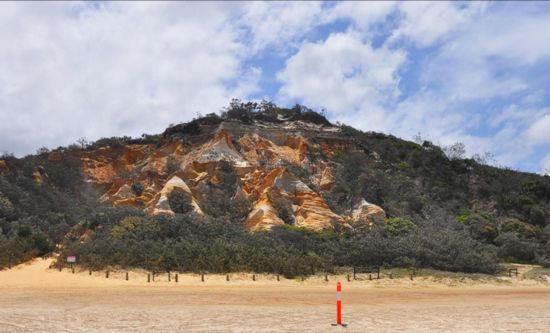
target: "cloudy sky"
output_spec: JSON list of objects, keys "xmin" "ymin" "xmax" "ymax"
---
[{"xmin": 1, "ymin": 1, "xmax": 550, "ymax": 174}]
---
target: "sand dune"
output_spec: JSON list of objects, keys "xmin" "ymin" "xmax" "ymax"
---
[{"xmin": 1, "ymin": 259, "xmax": 549, "ymax": 332}]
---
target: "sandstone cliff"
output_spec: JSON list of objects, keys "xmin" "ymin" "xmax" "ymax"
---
[{"xmin": 62, "ymin": 118, "xmax": 385, "ymax": 232}]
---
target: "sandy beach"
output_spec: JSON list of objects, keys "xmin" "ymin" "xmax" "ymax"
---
[{"xmin": 1, "ymin": 259, "xmax": 549, "ymax": 332}]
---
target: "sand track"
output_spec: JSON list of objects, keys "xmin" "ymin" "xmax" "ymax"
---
[{"xmin": 1, "ymin": 259, "xmax": 549, "ymax": 332}]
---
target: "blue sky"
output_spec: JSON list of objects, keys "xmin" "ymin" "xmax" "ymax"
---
[{"xmin": 1, "ymin": 2, "xmax": 550, "ymax": 174}]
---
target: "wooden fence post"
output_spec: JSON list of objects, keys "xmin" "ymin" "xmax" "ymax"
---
[
  {"xmin": 147, "ymin": 273, "xmax": 150, "ymax": 283},
  {"xmin": 201, "ymin": 272, "xmax": 205, "ymax": 282},
  {"xmin": 226, "ymin": 274, "xmax": 230, "ymax": 282},
  {"xmin": 106, "ymin": 270, "xmax": 109, "ymax": 279},
  {"xmin": 126, "ymin": 272, "xmax": 129, "ymax": 281},
  {"xmin": 175, "ymin": 273, "xmax": 178, "ymax": 283},
  {"xmin": 276, "ymin": 274, "xmax": 280, "ymax": 281}
]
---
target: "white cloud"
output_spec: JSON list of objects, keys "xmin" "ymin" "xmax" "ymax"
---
[
  {"xmin": 274, "ymin": 2, "xmax": 550, "ymax": 172},
  {"xmin": 326, "ymin": 2, "xmax": 486, "ymax": 48},
  {"xmin": 385, "ymin": 5, "xmax": 550, "ymax": 168},
  {"xmin": 277, "ymin": 31, "xmax": 405, "ymax": 130},
  {"xmin": 542, "ymin": 154, "xmax": 550, "ymax": 175},
  {"xmin": 454, "ymin": 7, "xmax": 550, "ymax": 66},
  {"xmin": 419, "ymin": 5, "xmax": 550, "ymax": 102},
  {"xmin": 391, "ymin": 2, "xmax": 486, "ymax": 47},
  {"xmin": 1, "ymin": 1, "xmax": 549, "ymax": 173},
  {"xmin": 240, "ymin": 1, "xmax": 324, "ymax": 54},
  {"xmin": 325, "ymin": 1, "xmax": 397, "ymax": 32},
  {"xmin": 0, "ymin": 2, "xmax": 258, "ymax": 155},
  {"xmin": 527, "ymin": 114, "xmax": 550, "ymax": 144}
]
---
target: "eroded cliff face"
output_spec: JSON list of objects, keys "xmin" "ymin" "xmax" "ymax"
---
[{"xmin": 70, "ymin": 120, "xmax": 385, "ymax": 231}]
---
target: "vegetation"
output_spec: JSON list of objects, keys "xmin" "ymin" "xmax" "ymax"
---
[
  {"xmin": 384, "ymin": 217, "xmax": 417, "ymax": 236},
  {"xmin": 168, "ymin": 189, "xmax": 193, "ymax": 214},
  {"xmin": 2, "ymin": 101, "xmax": 550, "ymax": 276},
  {"xmin": 0, "ymin": 152, "xmax": 92, "ymax": 268},
  {"xmin": 161, "ymin": 99, "xmax": 332, "ymax": 141},
  {"xmin": 59, "ymin": 209, "xmax": 499, "ymax": 277}
]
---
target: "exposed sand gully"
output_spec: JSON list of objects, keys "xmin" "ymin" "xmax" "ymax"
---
[{"xmin": 1, "ymin": 259, "xmax": 549, "ymax": 332}]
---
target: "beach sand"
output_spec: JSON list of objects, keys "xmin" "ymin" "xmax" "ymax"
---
[{"xmin": 1, "ymin": 259, "xmax": 549, "ymax": 332}]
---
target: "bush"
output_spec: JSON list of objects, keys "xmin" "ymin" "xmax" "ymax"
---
[
  {"xmin": 403, "ymin": 224, "xmax": 500, "ymax": 273},
  {"xmin": 0, "ymin": 195, "xmax": 16, "ymax": 220},
  {"xmin": 501, "ymin": 218, "xmax": 539, "ymax": 239},
  {"xmin": 268, "ymin": 189, "xmax": 294, "ymax": 225},
  {"xmin": 168, "ymin": 189, "xmax": 193, "ymax": 214},
  {"xmin": 495, "ymin": 232, "xmax": 538, "ymax": 262},
  {"xmin": 384, "ymin": 218, "xmax": 416, "ymax": 236},
  {"xmin": 457, "ymin": 212, "xmax": 497, "ymax": 242},
  {"xmin": 31, "ymin": 232, "xmax": 54, "ymax": 255},
  {"xmin": 131, "ymin": 181, "xmax": 144, "ymax": 196},
  {"xmin": 528, "ymin": 205, "xmax": 547, "ymax": 227}
]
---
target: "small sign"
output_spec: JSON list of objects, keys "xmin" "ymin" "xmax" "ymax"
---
[{"xmin": 67, "ymin": 256, "xmax": 77, "ymax": 263}]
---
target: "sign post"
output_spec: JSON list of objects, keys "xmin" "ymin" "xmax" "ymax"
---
[{"xmin": 67, "ymin": 255, "xmax": 76, "ymax": 272}]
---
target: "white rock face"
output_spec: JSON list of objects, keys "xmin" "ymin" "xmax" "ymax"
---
[
  {"xmin": 199, "ymin": 129, "xmax": 248, "ymax": 166},
  {"xmin": 244, "ymin": 195, "xmax": 285, "ymax": 231},
  {"xmin": 351, "ymin": 199, "xmax": 386, "ymax": 225},
  {"xmin": 274, "ymin": 170, "xmax": 311, "ymax": 194},
  {"xmin": 152, "ymin": 176, "xmax": 203, "ymax": 215},
  {"xmin": 112, "ymin": 184, "xmax": 133, "ymax": 200}
]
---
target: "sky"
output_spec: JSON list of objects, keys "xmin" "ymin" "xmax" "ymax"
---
[{"xmin": 1, "ymin": 1, "xmax": 550, "ymax": 174}]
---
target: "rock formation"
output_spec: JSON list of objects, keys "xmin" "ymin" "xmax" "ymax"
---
[
  {"xmin": 351, "ymin": 198, "xmax": 387, "ymax": 225},
  {"xmin": 65, "ymin": 119, "xmax": 386, "ymax": 232}
]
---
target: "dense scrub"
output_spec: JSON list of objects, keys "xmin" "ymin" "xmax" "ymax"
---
[
  {"xmin": 326, "ymin": 124, "xmax": 550, "ymax": 266},
  {"xmin": 0, "ymin": 153, "xmax": 96, "ymax": 268},
  {"xmin": 59, "ymin": 209, "xmax": 500, "ymax": 277}
]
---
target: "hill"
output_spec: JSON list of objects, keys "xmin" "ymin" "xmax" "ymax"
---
[{"xmin": 1, "ymin": 100, "xmax": 549, "ymax": 276}]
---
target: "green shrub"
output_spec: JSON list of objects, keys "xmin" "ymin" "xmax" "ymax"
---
[
  {"xmin": 528, "ymin": 205, "xmax": 547, "ymax": 227},
  {"xmin": 131, "ymin": 181, "xmax": 144, "ymax": 196},
  {"xmin": 168, "ymin": 189, "xmax": 193, "ymax": 214},
  {"xmin": 457, "ymin": 212, "xmax": 497, "ymax": 242},
  {"xmin": 384, "ymin": 217, "xmax": 417, "ymax": 236},
  {"xmin": 501, "ymin": 218, "xmax": 539, "ymax": 239},
  {"xmin": 0, "ymin": 195, "xmax": 15, "ymax": 220},
  {"xmin": 280, "ymin": 224, "xmax": 308, "ymax": 233},
  {"xmin": 495, "ymin": 232, "xmax": 537, "ymax": 262}
]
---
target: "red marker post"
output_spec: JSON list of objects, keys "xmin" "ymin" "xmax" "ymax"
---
[
  {"xmin": 336, "ymin": 281, "xmax": 342, "ymax": 325},
  {"xmin": 331, "ymin": 281, "xmax": 347, "ymax": 327}
]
